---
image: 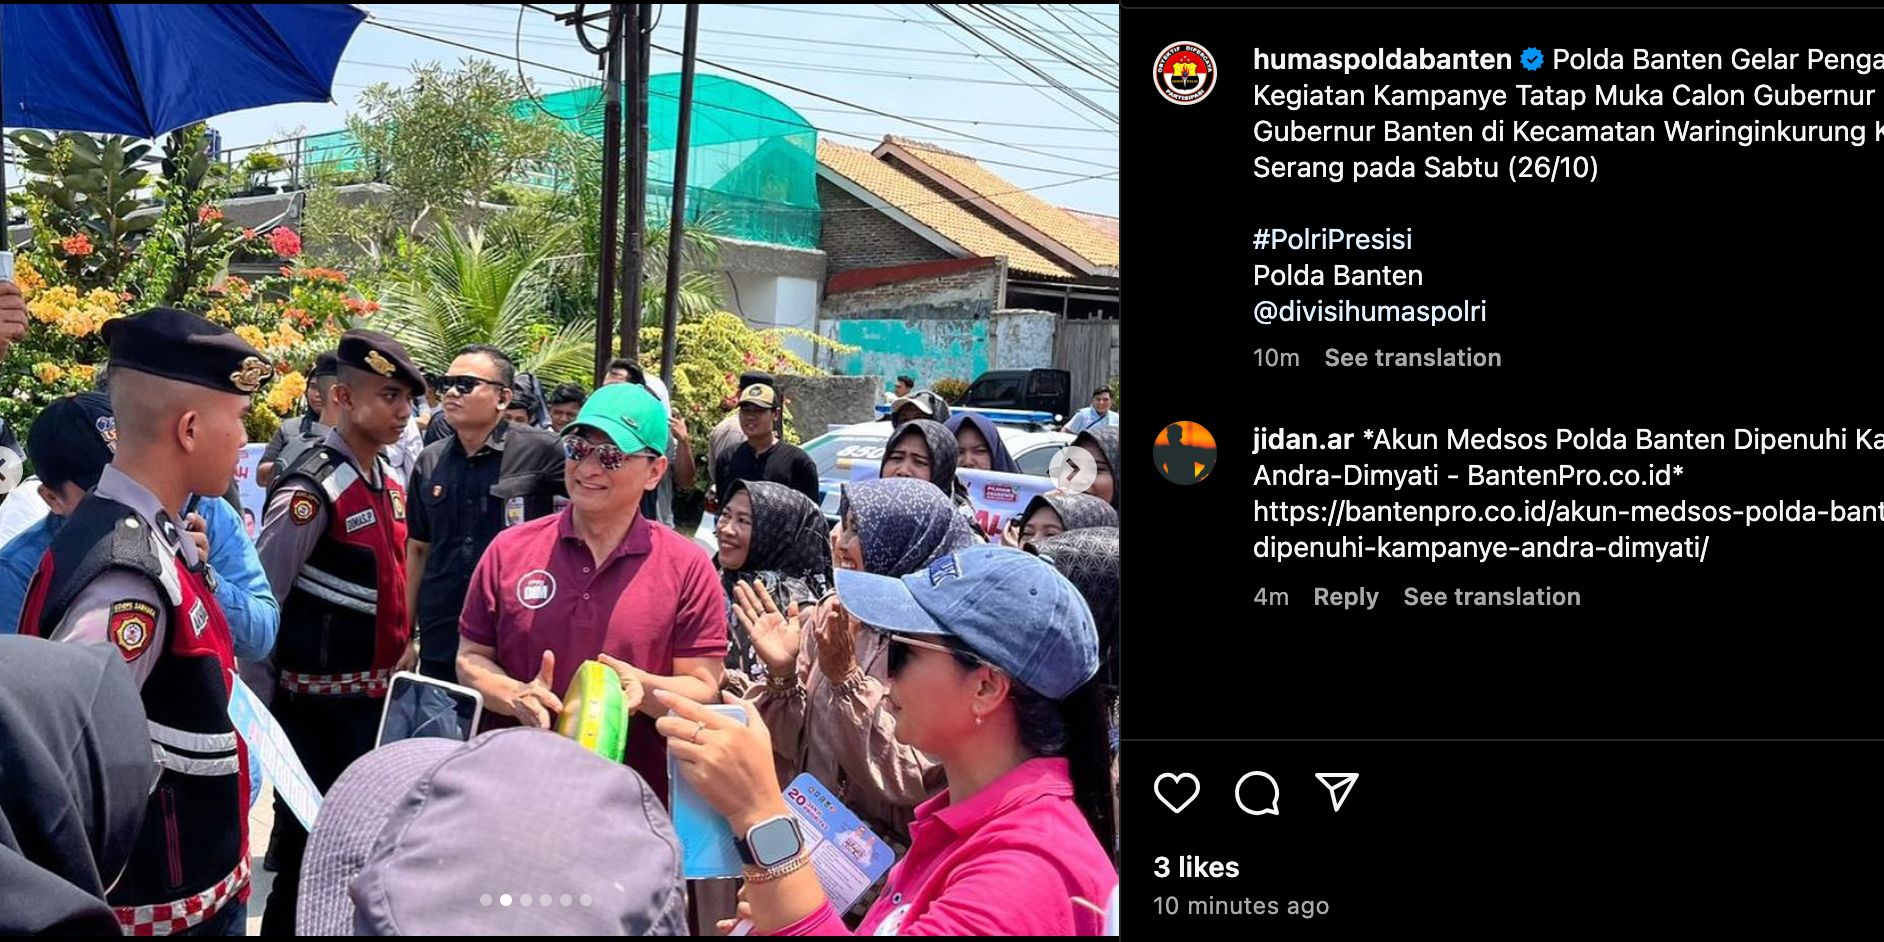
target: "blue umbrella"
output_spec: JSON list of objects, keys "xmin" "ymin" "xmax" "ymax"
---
[{"xmin": 0, "ymin": 3, "xmax": 367, "ymax": 249}]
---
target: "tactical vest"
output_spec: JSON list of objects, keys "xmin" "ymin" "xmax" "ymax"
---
[
  {"xmin": 20, "ymin": 496, "xmax": 250, "ymax": 933},
  {"xmin": 273, "ymin": 444, "xmax": 410, "ymax": 697}
]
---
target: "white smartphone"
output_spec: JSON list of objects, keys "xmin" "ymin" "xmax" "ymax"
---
[{"xmin": 376, "ymin": 671, "xmax": 484, "ymax": 748}]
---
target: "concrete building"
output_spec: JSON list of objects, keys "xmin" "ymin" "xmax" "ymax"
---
[{"xmin": 813, "ymin": 136, "xmax": 1120, "ymax": 401}]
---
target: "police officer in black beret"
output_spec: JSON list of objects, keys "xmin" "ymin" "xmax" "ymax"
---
[
  {"xmin": 18, "ymin": 306, "xmax": 272, "ymax": 935},
  {"xmin": 258, "ymin": 349, "xmax": 338, "ymax": 488},
  {"xmin": 253, "ymin": 329, "xmax": 426, "ymax": 934}
]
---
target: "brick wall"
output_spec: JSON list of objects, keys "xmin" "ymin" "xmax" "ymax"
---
[
  {"xmin": 818, "ymin": 177, "xmax": 954, "ymax": 273},
  {"xmin": 820, "ymin": 259, "xmax": 1002, "ymax": 322}
]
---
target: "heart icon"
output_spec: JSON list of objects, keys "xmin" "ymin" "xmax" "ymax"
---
[{"xmin": 1154, "ymin": 772, "xmax": 1200, "ymax": 814}]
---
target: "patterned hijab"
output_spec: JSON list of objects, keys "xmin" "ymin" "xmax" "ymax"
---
[
  {"xmin": 840, "ymin": 477, "xmax": 980, "ymax": 577},
  {"xmin": 1022, "ymin": 492, "xmax": 1120, "ymax": 535},
  {"xmin": 882, "ymin": 419, "xmax": 959, "ymax": 492},
  {"xmin": 1027, "ymin": 526, "xmax": 1120, "ymax": 648},
  {"xmin": 719, "ymin": 480, "xmax": 832, "ymax": 598},
  {"xmin": 1074, "ymin": 425, "xmax": 1123, "ymax": 514}
]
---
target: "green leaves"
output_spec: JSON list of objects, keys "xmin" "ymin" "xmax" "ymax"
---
[{"xmin": 377, "ymin": 221, "xmax": 595, "ymax": 385}]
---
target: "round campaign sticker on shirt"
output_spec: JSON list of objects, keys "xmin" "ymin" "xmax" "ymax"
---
[{"xmin": 516, "ymin": 569, "xmax": 558, "ymax": 610}]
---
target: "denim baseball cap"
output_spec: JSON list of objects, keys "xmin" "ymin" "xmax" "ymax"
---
[
  {"xmin": 567, "ymin": 382, "xmax": 669, "ymax": 455},
  {"xmin": 834, "ymin": 545, "xmax": 1099, "ymax": 699}
]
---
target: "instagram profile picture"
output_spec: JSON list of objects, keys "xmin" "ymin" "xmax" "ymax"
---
[
  {"xmin": 1155, "ymin": 42, "xmax": 1216, "ymax": 105},
  {"xmin": 1155, "ymin": 422, "xmax": 1217, "ymax": 485}
]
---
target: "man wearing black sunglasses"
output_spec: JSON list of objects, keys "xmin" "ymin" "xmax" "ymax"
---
[{"xmin": 402, "ymin": 345, "xmax": 567, "ymax": 684}]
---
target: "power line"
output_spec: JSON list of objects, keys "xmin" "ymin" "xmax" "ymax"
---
[
  {"xmin": 1006, "ymin": 5, "xmax": 1120, "ymax": 77},
  {"xmin": 923, "ymin": 4, "xmax": 1117, "ymax": 121},
  {"xmin": 377, "ymin": 9, "xmax": 1109, "ymax": 77},
  {"xmin": 1065, "ymin": 4, "xmax": 1120, "ymax": 38},
  {"xmin": 644, "ymin": 38, "xmax": 1118, "ymax": 170},
  {"xmin": 721, "ymin": 3, "xmax": 1102, "ymax": 38},
  {"xmin": 517, "ymin": 4, "xmax": 602, "ymax": 121},
  {"xmin": 375, "ymin": 14, "xmax": 1119, "ymax": 92},
  {"xmin": 365, "ymin": 20, "xmax": 597, "ymax": 80},
  {"xmin": 1039, "ymin": 3, "xmax": 1122, "ymax": 60},
  {"xmin": 771, "ymin": 168, "xmax": 1118, "ymax": 216},
  {"xmin": 884, "ymin": 3, "xmax": 1116, "ymax": 136},
  {"xmin": 821, "ymin": 127, "xmax": 1118, "ymax": 153},
  {"xmin": 791, "ymin": 104, "xmax": 1115, "ymax": 135},
  {"xmin": 922, "ymin": 4, "xmax": 1117, "ymax": 125},
  {"xmin": 1041, "ymin": 5, "xmax": 1118, "ymax": 64},
  {"xmin": 453, "ymin": 3, "xmax": 1109, "ymax": 73},
  {"xmin": 962, "ymin": 4, "xmax": 1117, "ymax": 89},
  {"xmin": 362, "ymin": 17, "xmax": 1117, "ymax": 177}
]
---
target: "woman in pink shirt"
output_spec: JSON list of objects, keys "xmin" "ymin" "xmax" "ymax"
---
[{"xmin": 655, "ymin": 545, "xmax": 1118, "ymax": 936}]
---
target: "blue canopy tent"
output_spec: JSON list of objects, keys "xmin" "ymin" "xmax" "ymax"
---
[{"xmin": 0, "ymin": 3, "xmax": 366, "ymax": 251}]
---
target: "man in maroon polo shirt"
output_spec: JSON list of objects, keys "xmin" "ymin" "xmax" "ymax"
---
[{"xmin": 457, "ymin": 381, "xmax": 725, "ymax": 799}]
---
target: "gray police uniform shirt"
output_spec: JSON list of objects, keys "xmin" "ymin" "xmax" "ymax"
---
[{"xmin": 50, "ymin": 466, "xmax": 203, "ymax": 687}]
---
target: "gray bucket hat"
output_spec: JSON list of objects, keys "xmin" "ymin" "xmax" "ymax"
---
[{"xmin": 298, "ymin": 727, "xmax": 688, "ymax": 935}]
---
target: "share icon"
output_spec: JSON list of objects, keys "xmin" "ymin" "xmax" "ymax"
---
[{"xmin": 1315, "ymin": 772, "xmax": 1358, "ymax": 812}]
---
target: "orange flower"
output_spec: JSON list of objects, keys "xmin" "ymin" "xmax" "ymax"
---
[
  {"xmin": 61, "ymin": 234, "xmax": 94, "ymax": 256},
  {"xmin": 13, "ymin": 258, "xmax": 45, "ymax": 299},
  {"xmin": 33, "ymin": 362, "xmax": 65, "ymax": 385},
  {"xmin": 267, "ymin": 371, "xmax": 308, "ymax": 416},
  {"xmin": 198, "ymin": 205, "xmax": 224, "ymax": 224},
  {"xmin": 235, "ymin": 325, "xmax": 269, "ymax": 350}
]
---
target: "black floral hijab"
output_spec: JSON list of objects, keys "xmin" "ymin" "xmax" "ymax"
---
[
  {"xmin": 841, "ymin": 477, "xmax": 980, "ymax": 576},
  {"xmin": 719, "ymin": 480, "xmax": 832, "ymax": 598},
  {"xmin": 882, "ymin": 419, "xmax": 959, "ymax": 492},
  {"xmin": 719, "ymin": 481, "xmax": 832, "ymax": 684},
  {"xmin": 1021, "ymin": 492, "xmax": 1120, "ymax": 536},
  {"xmin": 1027, "ymin": 526, "xmax": 1120, "ymax": 649}
]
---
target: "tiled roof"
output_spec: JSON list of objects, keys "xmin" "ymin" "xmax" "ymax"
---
[
  {"xmin": 1064, "ymin": 209, "xmax": 1120, "ymax": 243},
  {"xmin": 815, "ymin": 139, "xmax": 1081, "ymax": 280},
  {"xmin": 884, "ymin": 136, "xmax": 1120, "ymax": 271}
]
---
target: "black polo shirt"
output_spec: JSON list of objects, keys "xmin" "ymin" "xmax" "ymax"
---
[{"xmin": 407, "ymin": 419, "xmax": 566, "ymax": 678}]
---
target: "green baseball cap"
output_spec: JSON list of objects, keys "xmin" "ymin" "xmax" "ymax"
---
[{"xmin": 567, "ymin": 382, "xmax": 669, "ymax": 455}]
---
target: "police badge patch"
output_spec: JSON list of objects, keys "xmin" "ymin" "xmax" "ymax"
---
[
  {"xmin": 390, "ymin": 489, "xmax": 407, "ymax": 521},
  {"xmin": 109, "ymin": 600, "xmax": 159, "ymax": 661},
  {"xmin": 189, "ymin": 599, "xmax": 210, "ymax": 638},
  {"xmin": 290, "ymin": 492, "xmax": 319, "ymax": 526}
]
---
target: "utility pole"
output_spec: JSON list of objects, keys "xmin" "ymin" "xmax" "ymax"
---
[{"xmin": 660, "ymin": 4, "xmax": 700, "ymax": 386}]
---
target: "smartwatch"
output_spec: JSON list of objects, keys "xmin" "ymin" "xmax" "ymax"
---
[{"xmin": 736, "ymin": 814, "xmax": 805, "ymax": 868}]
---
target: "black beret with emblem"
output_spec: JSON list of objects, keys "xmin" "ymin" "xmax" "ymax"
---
[
  {"xmin": 100, "ymin": 307, "xmax": 274, "ymax": 395},
  {"xmin": 337, "ymin": 329, "xmax": 424, "ymax": 396}
]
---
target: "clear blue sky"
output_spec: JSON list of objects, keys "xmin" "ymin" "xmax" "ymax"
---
[{"xmin": 201, "ymin": 3, "xmax": 1120, "ymax": 216}]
